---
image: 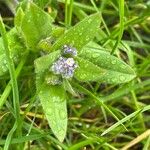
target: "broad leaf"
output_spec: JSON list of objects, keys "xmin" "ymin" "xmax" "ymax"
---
[
  {"xmin": 51, "ymin": 13, "xmax": 101, "ymax": 51},
  {"xmin": 35, "ymin": 50, "xmax": 67, "ymax": 141},
  {"xmin": 33, "ymin": 0, "xmax": 51, "ymax": 8},
  {"xmin": 21, "ymin": 2, "xmax": 53, "ymax": 51},
  {"xmin": 34, "ymin": 50, "xmax": 61, "ymax": 74},
  {"xmin": 38, "ymin": 83, "xmax": 67, "ymax": 142},
  {"xmin": 74, "ymin": 57, "xmax": 105, "ymax": 81},
  {"xmin": 79, "ymin": 46, "xmax": 136, "ymax": 84}
]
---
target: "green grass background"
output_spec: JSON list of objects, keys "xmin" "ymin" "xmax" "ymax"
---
[{"xmin": 0, "ymin": 0, "xmax": 150, "ymax": 149}]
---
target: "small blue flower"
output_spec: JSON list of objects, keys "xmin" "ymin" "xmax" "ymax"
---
[
  {"xmin": 51, "ymin": 57, "xmax": 78, "ymax": 79},
  {"xmin": 63, "ymin": 45, "xmax": 77, "ymax": 56}
]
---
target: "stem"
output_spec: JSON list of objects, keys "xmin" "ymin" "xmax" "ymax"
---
[
  {"xmin": 72, "ymin": 82, "xmax": 127, "ymax": 132},
  {"xmin": 111, "ymin": 0, "xmax": 124, "ymax": 54},
  {"xmin": 0, "ymin": 54, "xmax": 28, "ymax": 109},
  {"xmin": 0, "ymin": 16, "xmax": 22, "ymax": 145},
  {"xmin": 65, "ymin": 0, "xmax": 74, "ymax": 26}
]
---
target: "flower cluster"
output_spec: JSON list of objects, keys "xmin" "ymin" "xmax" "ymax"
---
[
  {"xmin": 63, "ymin": 45, "xmax": 77, "ymax": 56},
  {"xmin": 50, "ymin": 45, "xmax": 78, "ymax": 79}
]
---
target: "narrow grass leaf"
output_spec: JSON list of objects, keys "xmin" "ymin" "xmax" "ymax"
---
[
  {"xmin": 0, "ymin": 28, "xmax": 25, "ymax": 76},
  {"xmin": 101, "ymin": 105, "xmax": 150, "ymax": 136}
]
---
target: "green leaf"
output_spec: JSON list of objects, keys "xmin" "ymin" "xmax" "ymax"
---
[
  {"xmin": 37, "ymin": 26, "xmax": 65, "ymax": 52},
  {"xmin": 33, "ymin": 0, "xmax": 51, "ymax": 8},
  {"xmin": 34, "ymin": 50, "xmax": 61, "ymax": 74},
  {"xmin": 14, "ymin": 7, "xmax": 25, "ymax": 30},
  {"xmin": 79, "ymin": 46, "xmax": 136, "ymax": 84},
  {"xmin": 37, "ymin": 81, "xmax": 67, "ymax": 142},
  {"xmin": 51, "ymin": 13, "xmax": 101, "ymax": 51},
  {"xmin": 35, "ymin": 50, "xmax": 67, "ymax": 141},
  {"xmin": 21, "ymin": 2, "xmax": 53, "ymax": 51},
  {"xmin": 0, "ymin": 28, "xmax": 26, "ymax": 76},
  {"xmin": 63, "ymin": 79, "xmax": 78, "ymax": 97},
  {"xmin": 74, "ymin": 57, "xmax": 105, "ymax": 82}
]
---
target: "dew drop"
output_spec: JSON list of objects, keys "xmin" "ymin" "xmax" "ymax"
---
[
  {"xmin": 88, "ymin": 18, "xmax": 92, "ymax": 23},
  {"xmin": 121, "ymin": 65, "xmax": 126, "ymax": 69},
  {"xmin": 3, "ymin": 60, "xmax": 7, "ymax": 65},
  {"xmin": 59, "ymin": 110, "xmax": 66, "ymax": 119},
  {"xmin": 107, "ymin": 78, "xmax": 111, "ymax": 83},
  {"xmin": 58, "ymin": 129, "xmax": 65, "ymax": 137},
  {"xmin": 92, "ymin": 54, "xmax": 99, "ymax": 58},
  {"xmin": 106, "ymin": 56, "xmax": 110, "ymax": 59},
  {"xmin": 85, "ymin": 37, "xmax": 90, "ymax": 41},
  {"xmin": 52, "ymin": 96, "xmax": 64, "ymax": 103},
  {"xmin": 111, "ymin": 78, "xmax": 116, "ymax": 83},
  {"xmin": 111, "ymin": 59, "xmax": 117, "ymax": 65},
  {"xmin": 119, "ymin": 75, "xmax": 126, "ymax": 81},
  {"xmin": 46, "ymin": 108, "xmax": 53, "ymax": 116},
  {"xmin": 79, "ymin": 32, "xmax": 82, "ymax": 36},
  {"xmin": 1, "ymin": 66, "xmax": 7, "ymax": 72},
  {"xmin": 51, "ymin": 120, "xmax": 56, "ymax": 126}
]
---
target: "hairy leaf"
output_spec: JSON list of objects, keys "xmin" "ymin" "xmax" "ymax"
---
[
  {"xmin": 21, "ymin": 2, "xmax": 53, "ymax": 51},
  {"xmin": 34, "ymin": 50, "xmax": 61, "ymax": 74},
  {"xmin": 38, "ymin": 83, "xmax": 67, "ymax": 142},
  {"xmin": 51, "ymin": 13, "xmax": 101, "ymax": 51},
  {"xmin": 74, "ymin": 57, "xmax": 105, "ymax": 81},
  {"xmin": 79, "ymin": 46, "xmax": 136, "ymax": 84}
]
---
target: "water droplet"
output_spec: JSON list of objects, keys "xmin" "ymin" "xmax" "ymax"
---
[
  {"xmin": 3, "ymin": 60, "xmax": 7, "ymax": 65},
  {"xmin": 111, "ymin": 59, "xmax": 117, "ymax": 65},
  {"xmin": 59, "ymin": 110, "xmax": 66, "ymax": 119},
  {"xmin": 79, "ymin": 33, "xmax": 82, "ymax": 36},
  {"xmin": 85, "ymin": 37, "xmax": 90, "ymax": 41},
  {"xmin": 39, "ymin": 91, "xmax": 43, "ymax": 94},
  {"xmin": 106, "ymin": 56, "xmax": 110, "ymax": 59},
  {"xmin": 92, "ymin": 54, "xmax": 99, "ymax": 58},
  {"xmin": 107, "ymin": 78, "xmax": 111, "ymax": 83},
  {"xmin": 88, "ymin": 19, "xmax": 92, "ymax": 23},
  {"xmin": 51, "ymin": 120, "xmax": 56, "ymax": 126},
  {"xmin": 111, "ymin": 78, "xmax": 116, "ymax": 83},
  {"xmin": 52, "ymin": 96, "xmax": 64, "ymax": 103},
  {"xmin": 121, "ymin": 65, "xmax": 126, "ymax": 69},
  {"xmin": 119, "ymin": 75, "xmax": 126, "ymax": 81},
  {"xmin": 1, "ymin": 66, "xmax": 7, "ymax": 72},
  {"xmin": 58, "ymin": 129, "xmax": 65, "ymax": 137},
  {"xmin": 46, "ymin": 108, "xmax": 53, "ymax": 116}
]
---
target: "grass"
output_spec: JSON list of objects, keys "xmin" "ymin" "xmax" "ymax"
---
[{"xmin": 0, "ymin": 0, "xmax": 150, "ymax": 150}]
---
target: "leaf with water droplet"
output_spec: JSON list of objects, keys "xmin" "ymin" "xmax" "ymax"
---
[
  {"xmin": 34, "ymin": 50, "xmax": 61, "ymax": 74},
  {"xmin": 14, "ymin": 7, "xmax": 25, "ymax": 31},
  {"xmin": 79, "ymin": 44, "xmax": 136, "ymax": 84},
  {"xmin": 20, "ymin": 2, "xmax": 54, "ymax": 51},
  {"xmin": 37, "ymin": 80, "xmax": 67, "ymax": 142},
  {"xmin": 51, "ymin": 13, "xmax": 101, "ymax": 51},
  {"xmin": 74, "ymin": 57, "xmax": 105, "ymax": 81}
]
